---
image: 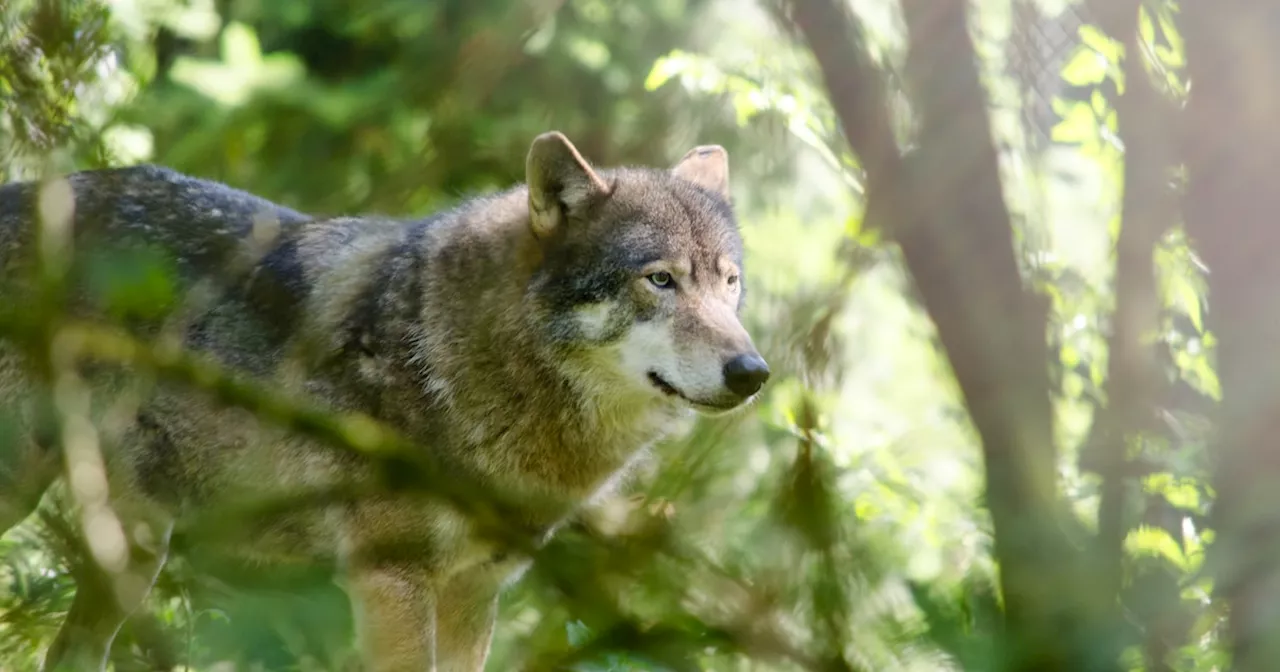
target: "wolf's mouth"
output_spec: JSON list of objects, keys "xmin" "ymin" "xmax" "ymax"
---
[
  {"xmin": 647, "ymin": 371, "xmax": 681, "ymax": 397},
  {"xmin": 647, "ymin": 371, "xmax": 740, "ymax": 413}
]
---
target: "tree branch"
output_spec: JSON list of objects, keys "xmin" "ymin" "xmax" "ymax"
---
[
  {"xmin": 1076, "ymin": 0, "xmax": 1174, "ymax": 634},
  {"xmin": 1182, "ymin": 3, "xmax": 1280, "ymax": 670},
  {"xmin": 785, "ymin": 0, "xmax": 1102, "ymax": 668},
  {"xmin": 783, "ymin": 0, "xmax": 903, "ymax": 234}
]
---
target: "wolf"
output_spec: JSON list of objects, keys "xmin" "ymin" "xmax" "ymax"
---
[{"xmin": 0, "ymin": 131, "xmax": 770, "ymax": 671}]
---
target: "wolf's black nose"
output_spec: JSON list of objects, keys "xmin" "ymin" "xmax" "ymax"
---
[{"xmin": 723, "ymin": 354, "xmax": 770, "ymax": 397}]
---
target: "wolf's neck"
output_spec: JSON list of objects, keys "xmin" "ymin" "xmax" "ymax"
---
[
  {"xmin": 362, "ymin": 192, "xmax": 563, "ymax": 422},
  {"xmin": 406, "ymin": 214, "xmax": 677, "ymax": 493}
]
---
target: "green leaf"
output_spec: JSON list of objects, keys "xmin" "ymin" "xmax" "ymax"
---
[
  {"xmin": 644, "ymin": 51, "xmax": 688, "ymax": 91},
  {"xmin": 567, "ymin": 35, "xmax": 611, "ymax": 71},
  {"xmin": 1156, "ymin": 7, "xmax": 1186, "ymax": 67},
  {"xmin": 567, "ymin": 620, "xmax": 593, "ymax": 647},
  {"xmin": 1080, "ymin": 24, "xmax": 1123, "ymax": 63},
  {"xmin": 1060, "ymin": 344, "xmax": 1081, "ymax": 369},
  {"xmin": 1051, "ymin": 101, "xmax": 1098, "ymax": 143},
  {"xmin": 1061, "ymin": 46, "xmax": 1108, "ymax": 87},
  {"xmin": 1144, "ymin": 473, "xmax": 1201, "ymax": 511},
  {"xmin": 168, "ymin": 22, "xmax": 304, "ymax": 106},
  {"xmin": 1125, "ymin": 525, "xmax": 1187, "ymax": 571},
  {"xmin": 1167, "ymin": 270, "xmax": 1204, "ymax": 333},
  {"xmin": 1139, "ymin": 8, "xmax": 1156, "ymax": 50},
  {"xmin": 1091, "ymin": 89, "xmax": 1108, "ymax": 116},
  {"xmin": 221, "ymin": 21, "xmax": 262, "ymax": 69}
]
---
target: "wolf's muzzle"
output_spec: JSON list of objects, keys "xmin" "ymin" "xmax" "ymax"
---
[{"xmin": 723, "ymin": 353, "xmax": 770, "ymax": 398}]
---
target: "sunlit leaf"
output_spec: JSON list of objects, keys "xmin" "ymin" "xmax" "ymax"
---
[
  {"xmin": 1051, "ymin": 101, "xmax": 1098, "ymax": 143},
  {"xmin": 1125, "ymin": 526, "xmax": 1187, "ymax": 571},
  {"xmin": 1061, "ymin": 46, "xmax": 1108, "ymax": 87}
]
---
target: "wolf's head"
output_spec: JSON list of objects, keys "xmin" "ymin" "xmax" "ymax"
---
[{"xmin": 525, "ymin": 132, "xmax": 769, "ymax": 415}]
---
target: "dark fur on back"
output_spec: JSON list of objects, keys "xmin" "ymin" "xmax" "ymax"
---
[{"xmin": 0, "ymin": 165, "xmax": 309, "ymax": 280}]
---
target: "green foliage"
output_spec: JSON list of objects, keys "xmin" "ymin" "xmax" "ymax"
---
[{"xmin": 0, "ymin": 0, "xmax": 117, "ymax": 175}]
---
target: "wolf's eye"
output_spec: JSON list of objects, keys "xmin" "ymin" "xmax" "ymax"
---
[
  {"xmin": 647, "ymin": 272, "xmax": 674, "ymax": 289},
  {"xmin": 727, "ymin": 275, "xmax": 739, "ymax": 287}
]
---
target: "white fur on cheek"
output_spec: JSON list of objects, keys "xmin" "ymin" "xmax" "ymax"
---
[{"xmin": 617, "ymin": 320, "xmax": 679, "ymax": 390}]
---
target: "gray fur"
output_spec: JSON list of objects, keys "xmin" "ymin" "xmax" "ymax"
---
[{"xmin": 0, "ymin": 132, "xmax": 767, "ymax": 671}]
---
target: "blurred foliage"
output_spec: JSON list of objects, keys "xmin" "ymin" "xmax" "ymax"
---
[{"xmin": 0, "ymin": 0, "xmax": 1246, "ymax": 670}]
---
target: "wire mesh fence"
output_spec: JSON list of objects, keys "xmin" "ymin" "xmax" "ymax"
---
[{"xmin": 1011, "ymin": 1, "xmax": 1095, "ymax": 150}]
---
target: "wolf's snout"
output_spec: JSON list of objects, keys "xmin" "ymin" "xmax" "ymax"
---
[{"xmin": 723, "ymin": 353, "xmax": 770, "ymax": 398}]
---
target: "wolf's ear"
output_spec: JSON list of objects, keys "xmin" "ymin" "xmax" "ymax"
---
[
  {"xmin": 526, "ymin": 131, "xmax": 611, "ymax": 239},
  {"xmin": 672, "ymin": 145, "xmax": 731, "ymax": 201}
]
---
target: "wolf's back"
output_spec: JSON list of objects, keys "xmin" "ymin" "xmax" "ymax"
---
[{"xmin": 0, "ymin": 165, "xmax": 311, "ymax": 281}]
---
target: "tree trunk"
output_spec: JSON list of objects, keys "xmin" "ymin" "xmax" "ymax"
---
[{"xmin": 1183, "ymin": 3, "xmax": 1280, "ymax": 670}]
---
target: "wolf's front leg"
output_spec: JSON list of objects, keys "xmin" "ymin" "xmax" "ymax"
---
[
  {"xmin": 347, "ymin": 562, "xmax": 501, "ymax": 672},
  {"xmin": 348, "ymin": 563, "xmax": 437, "ymax": 671},
  {"xmin": 434, "ymin": 565, "xmax": 501, "ymax": 672}
]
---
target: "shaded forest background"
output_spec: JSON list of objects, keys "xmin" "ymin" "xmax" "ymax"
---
[{"xmin": 3, "ymin": 0, "xmax": 1280, "ymax": 670}]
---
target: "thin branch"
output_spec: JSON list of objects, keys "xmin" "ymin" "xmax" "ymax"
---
[{"xmin": 783, "ymin": 0, "xmax": 903, "ymax": 235}]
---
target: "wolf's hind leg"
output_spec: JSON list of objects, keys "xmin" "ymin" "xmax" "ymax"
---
[{"xmin": 40, "ymin": 507, "xmax": 173, "ymax": 672}]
